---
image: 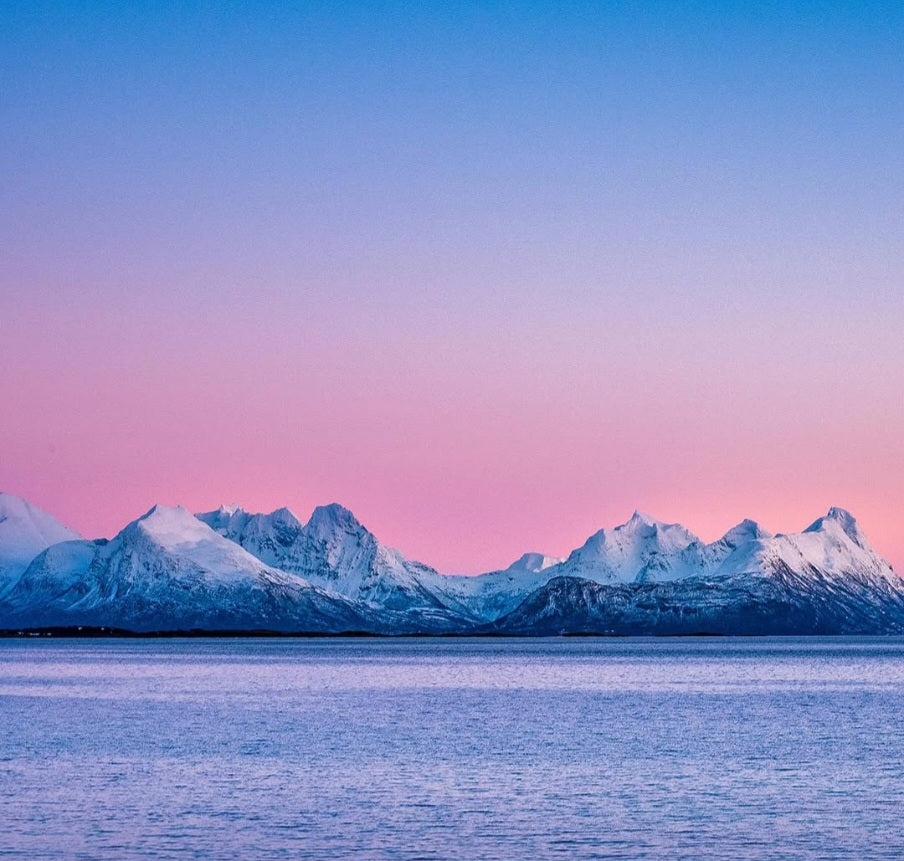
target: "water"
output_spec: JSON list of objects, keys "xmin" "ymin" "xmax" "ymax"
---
[{"xmin": 2, "ymin": 638, "xmax": 903, "ymax": 860}]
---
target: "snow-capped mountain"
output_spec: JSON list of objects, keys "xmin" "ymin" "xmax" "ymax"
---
[
  {"xmin": 0, "ymin": 493, "xmax": 81, "ymax": 596},
  {"xmin": 0, "ymin": 505, "xmax": 371, "ymax": 632},
  {"xmin": 695, "ymin": 518, "xmax": 773, "ymax": 570},
  {"xmin": 198, "ymin": 502, "xmax": 571, "ymax": 623},
  {"xmin": 197, "ymin": 503, "xmax": 475, "ymax": 626},
  {"xmin": 489, "ymin": 508, "xmax": 904, "ymax": 635},
  {"xmin": 1, "ymin": 495, "xmax": 901, "ymax": 635},
  {"xmin": 436, "ymin": 553, "xmax": 566, "ymax": 621},
  {"xmin": 553, "ymin": 511, "xmax": 703, "ymax": 584},
  {"xmin": 504, "ymin": 553, "xmax": 565, "ymax": 575},
  {"xmin": 432, "ymin": 514, "xmax": 775, "ymax": 620}
]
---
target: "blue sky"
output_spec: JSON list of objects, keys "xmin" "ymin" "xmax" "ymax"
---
[{"xmin": 3, "ymin": 1, "xmax": 904, "ymax": 571}]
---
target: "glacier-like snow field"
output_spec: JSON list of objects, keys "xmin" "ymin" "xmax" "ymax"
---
[{"xmin": 2, "ymin": 637, "xmax": 903, "ymax": 860}]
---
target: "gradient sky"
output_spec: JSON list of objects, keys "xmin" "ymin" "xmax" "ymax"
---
[{"xmin": 2, "ymin": 1, "xmax": 903, "ymax": 573}]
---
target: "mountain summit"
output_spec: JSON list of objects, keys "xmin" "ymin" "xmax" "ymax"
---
[
  {"xmin": 804, "ymin": 506, "xmax": 869, "ymax": 549},
  {"xmin": 0, "ymin": 493, "xmax": 81, "ymax": 595},
  {"xmin": 1, "ymin": 498, "xmax": 901, "ymax": 634},
  {"xmin": 1, "ymin": 503, "xmax": 369, "ymax": 632},
  {"xmin": 555, "ymin": 512, "xmax": 701, "ymax": 584},
  {"xmin": 489, "ymin": 507, "xmax": 902, "ymax": 635},
  {"xmin": 197, "ymin": 503, "xmax": 470, "ymax": 626}
]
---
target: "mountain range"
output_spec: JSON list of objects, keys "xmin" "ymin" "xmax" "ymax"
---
[{"xmin": 1, "ymin": 491, "xmax": 902, "ymax": 635}]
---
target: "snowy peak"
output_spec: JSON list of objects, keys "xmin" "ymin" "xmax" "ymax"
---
[
  {"xmin": 302, "ymin": 503, "xmax": 379, "ymax": 575},
  {"xmin": 113, "ymin": 503, "xmax": 296, "ymax": 586},
  {"xmin": 195, "ymin": 505, "xmax": 305, "ymax": 560},
  {"xmin": 732, "ymin": 518, "xmax": 767, "ymax": 536},
  {"xmin": 560, "ymin": 512, "xmax": 701, "ymax": 584},
  {"xmin": 0, "ymin": 493, "xmax": 81, "ymax": 583},
  {"xmin": 196, "ymin": 504, "xmax": 246, "ymax": 533},
  {"xmin": 2, "ymin": 493, "xmax": 903, "ymax": 634},
  {"xmin": 140, "ymin": 503, "xmax": 196, "ymax": 523},
  {"xmin": 306, "ymin": 503, "xmax": 366, "ymax": 540},
  {"xmin": 0, "ymin": 493, "xmax": 81, "ymax": 546},
  {"xmin": 622, "ymin": 510, "xmax": 659, "ymax": 529},
  {"xmin": 270, "ymin": 506, "xmax": 303, "ymax": 529},
  {"xmin": 195, "ymin": 499, "xmax": 458, "ymax": 616},
  {"xmin": 719, "ymin": 519, "xmax": 772, "ymax": 548},
  {"xmin": 505, "ymin": 552, "xmax": 563, "ymax": 575},
  {"xmin": 804, "ymin": 507, "xmax": 868, "ymax": 549},
  {"xmin": 199, "ymin": 500, "xmax": 378, "ymax": 576},
  {"xmin": 490, "ymin": 508, "xmax": 904, "ymax": 636},
  {"xmin": 615, "ymin": 511, "xmax": 698, "ymax": 544},
  {"xmin": 612, "ymin": 511, "xmax": 677, "ymax": 540},
  {"xmin": 0, "ymin": 501, "xmax": 374, "ymax": 634},
  {"xmin": 132, "ymin": 504, "xmax": 217, "ymax": 547}
]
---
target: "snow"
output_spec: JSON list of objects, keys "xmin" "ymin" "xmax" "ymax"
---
[
  {"xmin": 128, "ymin": 504, "xmax": 303, "ymax": 585},
  {"xmin": 0, "ymin": 493, "xmax": 81, "ymax": 594},
  {"xmin": 197, "ymin": 502, "xmax": 463, "ymax": 619},
  {"xmin": 0, "ymin": 493, "xmax": 81, "ymax": 562},
  {"xmin": 803, "ymin": 507, "xmax": 870, "ymax": 550},
  {"xmin": 0, "ymin": 502, "xmax": 376, "ymax": 632},
  {"xmin": 2, "ymin": 495, "xmax": 901, "ymax": 633},
  {"xmin": 505, "ymin": 553, "xmax": 564, "ymax": 574},
  {"xmin": 556, "ymin": 512, "xmax": 701, "ymax": 584}
]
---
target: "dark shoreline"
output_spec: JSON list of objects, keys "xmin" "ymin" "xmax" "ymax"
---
[
  {"xmin": 0, "ymin": 627, "xmax": 397, "ymax": 639},
  {"xmin": 0, "ymin": 626, "xmax": 754, "ymax": 639}
]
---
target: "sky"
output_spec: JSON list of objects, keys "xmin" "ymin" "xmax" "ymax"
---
[{"xmin": 2, "ymin": 1, "xmax": 903, "ymax": 573}]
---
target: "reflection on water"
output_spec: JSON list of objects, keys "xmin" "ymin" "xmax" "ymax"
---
[{"xmin": 2, "ymin": 637, "xmax": 903, "ymax": 860}]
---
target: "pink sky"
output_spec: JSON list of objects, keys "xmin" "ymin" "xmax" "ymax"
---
[
  {"xmin": 3, "ymin": 2, "xmax": 903, "ymax": 574},
  {"xmin": 3, "ymin": 275, "xmax": 902, "ymax": 574}
]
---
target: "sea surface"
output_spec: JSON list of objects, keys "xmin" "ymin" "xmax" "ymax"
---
[{"xmin": 1, "ymin": 637, "xmax": 903, "ymax": 860}]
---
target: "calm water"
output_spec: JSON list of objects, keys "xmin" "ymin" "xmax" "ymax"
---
[{"xmin": 2, "ymin": 637, "xmax": 904, "ymax": 860}]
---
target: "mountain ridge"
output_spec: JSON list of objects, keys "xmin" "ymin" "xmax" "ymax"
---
[
  {"xmin": 0, "ymin": 493, "xmax": 82, "ymax": 597},
  {"xmin": 0, "ymin": 492, "xmax": 900, "ymax": 635}
]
